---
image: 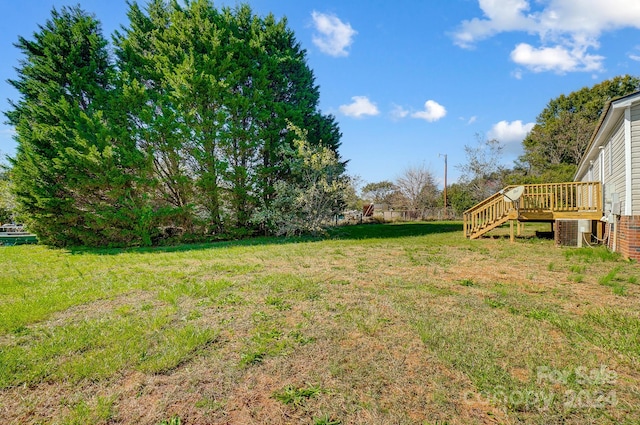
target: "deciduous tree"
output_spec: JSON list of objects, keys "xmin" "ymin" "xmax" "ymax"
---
[
  {"xmin": 395, "ymin": 165, "xmax": 439, "ymax": 211},
  {"xmin": 520, "ymin": 75, "xmax": 640, "ymax": 181},
  {"xmin": 457, "ymin": 135, "xmax": 506, "ymax": 201},
  {"xmin": 252, "ymin": 124, "xmax": 346, "ymax": 236},
  {"xmin": 0, "ymin": 166, "xmax": 15, "ymax": 223},
  {"xmin": 361, "ymin": 180, "xmax": 397, "ymax": 205}
]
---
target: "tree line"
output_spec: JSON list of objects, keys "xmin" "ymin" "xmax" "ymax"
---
[
  {"xmin": 6, "ymin": 1, "xmax": 346, "ymax": 246},
  {"xmin": 360, "ymin": 75, "xmax": 640, "ymax": 216},
  {"xmin": 5, "ymin": 1, "xmax": 639, "ymax": 243},
  {"xmin": 519, "ymin": 75, "xmax": 640, "ymax": 182}
]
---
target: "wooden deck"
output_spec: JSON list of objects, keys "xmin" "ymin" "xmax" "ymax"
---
[{"xmin": 463, "ymin": 182, "xmax": 602, "ymax": 240}]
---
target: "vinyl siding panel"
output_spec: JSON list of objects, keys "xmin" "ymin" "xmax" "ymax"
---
[
  {"xmin": 592, "ymin": 151, "xmax": 600, "ymax": 182},
  {"xmin": 578, "ymin": 159, "xmax": 590, "ymax": 182},
  {"xmin": 609, "ymin": 117, "xmax": 626, "ymax": 213},
  {"xmin": 577, "ymin": 151, "xmax": 588, "ymax": 182},
  {"xmin": 631, "ymin": 104, "xmax": 640, "ymax": 215}
]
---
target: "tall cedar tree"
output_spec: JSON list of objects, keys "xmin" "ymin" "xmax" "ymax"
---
[
  {"xmin": 7, "ymin": 6, "xmax": 162, "ymax": 246},
  {"xmin": 114, "ymin": 0, "xmax": 343, "ymax": 235},
  {"xmin": 6, "ymin": 6, "xmax": 126, "ymax": 246},
  {"xmin": 8, "ymin": 1, "xmax": 344, "ymax": 246},
  {"xmin": 114, "ymin": 1, "xmax": 201, "ymax": 233}
]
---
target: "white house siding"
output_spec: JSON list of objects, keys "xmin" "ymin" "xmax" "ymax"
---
[
  {"xmin": 609, "ymin": 116, "xmax": 626, "ymax": 213},
  {"xmin": 592, "ymin": 150, "xmax": 601, "ymax": 182},
  {"xmin": 607, "ymin": 139, "xmax": 612, "ymax": 177},
  {"xmin": 631, "ymin": 103, "xmax": 640, "ymax": 215},
  {"xmin": 581, "ymin": 116, "xmax": 626, "ymax": 213},
  {"xmin": 573, "ymin": 93, "xmax": 640, "ymax": 261}
]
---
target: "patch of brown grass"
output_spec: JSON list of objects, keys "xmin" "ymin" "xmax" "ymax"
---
[{"xmin": 1, "ymin": 222, "xmax": 639, "ymax": 424}]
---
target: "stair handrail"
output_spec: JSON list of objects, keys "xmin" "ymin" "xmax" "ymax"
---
[
  {"xmin": 463, "ymin": 185, "xmax": 517, "ymax": 215},
  {"xmin": 463, "ymin": 186, "xmax": 517, "ymax": 238},
  {"xmin": 463, "ymin": 181, "xmax": 603, "ymax": 239}
]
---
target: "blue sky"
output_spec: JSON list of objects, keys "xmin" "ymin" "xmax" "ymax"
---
[{"xmin": 2, "ymin": 0, "xmax": 640, "ymax": 187}]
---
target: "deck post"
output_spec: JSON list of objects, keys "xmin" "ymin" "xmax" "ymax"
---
[
  {"xmin": 463, "ymin": 214, "xmax": 468, "ymax": 238},
  {"xmin": 510, "ymin": 220, "xmax": 515, "ymax": 242}
]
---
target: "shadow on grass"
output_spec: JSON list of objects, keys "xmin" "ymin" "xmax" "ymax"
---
[
  {"xmin": 328, "ymin": 221, "xmax": 462, "ymax": 240},
  {"xmin": 68, "ymin": 221, "xmax": 463, "ymax": 256}
]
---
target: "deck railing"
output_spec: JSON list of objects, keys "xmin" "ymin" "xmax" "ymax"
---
[
  {"xmin": 517, "ymin": 182, "xmax": 601, "ymax": 212},
  {"xmin": 463, "ymin": 181, "xmax": 602, "ymax": 239},
  {"xmin": 463, "ymin": 191, "xmax": 511, "ymax": 238}
]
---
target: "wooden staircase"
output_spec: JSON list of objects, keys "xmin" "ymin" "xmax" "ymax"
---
[{"xmin": 463, "ymin": 182, "xmax": 602, "ymax": 239}]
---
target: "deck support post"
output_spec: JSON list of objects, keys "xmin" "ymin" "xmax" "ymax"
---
[
  {"xmin": 463, "ymin": 214, "xmax": 468, "ymax": 238},
  {"xmin": 510, "ymin": 220, "xmax": 515, "ymax": 242}
]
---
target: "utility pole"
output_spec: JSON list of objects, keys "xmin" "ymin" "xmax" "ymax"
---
[{"xmin": 439, "ymin": 153, "xmax": 447, "ymax": 219}]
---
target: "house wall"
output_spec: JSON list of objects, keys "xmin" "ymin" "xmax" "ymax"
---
[
  {"xmin": 603, "ymin": 117, "xmax": 626, "ymax": 213},
  {"xmin": 592, "ymin": 149, "xmax": 601, "ymax": 182},
  {"xmin": 575, "ymin": 97, "xmax": 640, "ymax": 260},
  {"xmin": 613, "ymin": 215, "xmax": 640, "ymax": 260},
  {"xmin": 631, "ymin": 103, "xmax": 640, "ymax": 215},
  {"xmin": 579, "ymin": 115, "xmax": 626, "ymax": 213},
  {"xmin": 609, "ymin": 104, "xmax": 640, "ymax": 260}
]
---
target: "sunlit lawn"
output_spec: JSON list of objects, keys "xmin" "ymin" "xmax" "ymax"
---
[{"xmin": 0, "ymin": 222, "xmax": 638, "ymax": 424}]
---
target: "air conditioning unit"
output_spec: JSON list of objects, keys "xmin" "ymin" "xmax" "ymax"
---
[
  {"xmin": 555, "ymin": 220, "xmax": 592, "ymax": 247},
  {"xmin": 555, "ymin": 220, "xmax": 578, "ymax": 247}
]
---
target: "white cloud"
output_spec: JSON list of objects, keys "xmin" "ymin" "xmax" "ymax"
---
[
  {"xmin": 510, "ymin": 43, "xmax": 604, "ymax": 73},
  {"xmin": 339, "ymin": 96, "xmax": 379, "ymax": 118},
  {"xmin": 390, "ymin": 104, "xmax": 409, "ymax": 120},
  {"xmin": 459, "ymin": 116, "xmax": 478, "ymax": 124},
  {"xmin": 453, "ymin": 0, "xmax": 534, "ymax": 48},
  {"xmin": 453, "ymin": 0, "xmax": 640, "ymax": 73},
  {"xmin": 629, "ymin": 46, "xmax": 640, "ymax": 61},
  {"xmin": 487, "ymin": 120, "xmax": 534, "ymax": 145},
  {"xmin": 311, "ymin": 11, "xmax": 357, "ymax": 57},
  {"xmin": 411, "ymin": 100, "xmax": 447, "ymax": 122}
]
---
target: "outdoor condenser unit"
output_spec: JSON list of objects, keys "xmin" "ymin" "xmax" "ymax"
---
[{"xmin": 556, "ymin": 219, "xmax": 591, "ymax": 247}]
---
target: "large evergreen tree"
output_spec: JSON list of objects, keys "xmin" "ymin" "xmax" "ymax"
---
[
  {"xmin": 6, "ymin": 6, "xmax": 119, "ymax": 245},
  {"xmin": 114, "ymin": 0, "xmax": 205, "ymax": 234},
  {"xmin": 6, "ymin": 1, "xmax": 345, "ymax": 246},
  {"xmin": 114, "ymin": 0, "xmax": 343, "ymax": 236}
]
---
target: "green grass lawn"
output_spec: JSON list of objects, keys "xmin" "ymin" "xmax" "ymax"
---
[{"xmin": 0, "ymin": 222, "xmax": 638, "ymax": 424}]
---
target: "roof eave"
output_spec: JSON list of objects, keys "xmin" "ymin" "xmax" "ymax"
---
[{"xmin": 575, "ymin": 91, "xmax": 640, "ymax": 180}]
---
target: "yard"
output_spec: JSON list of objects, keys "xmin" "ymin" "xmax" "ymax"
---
[{"xmin": 0, "ymin": 222, "xmax": 638, "ymax": 424}]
